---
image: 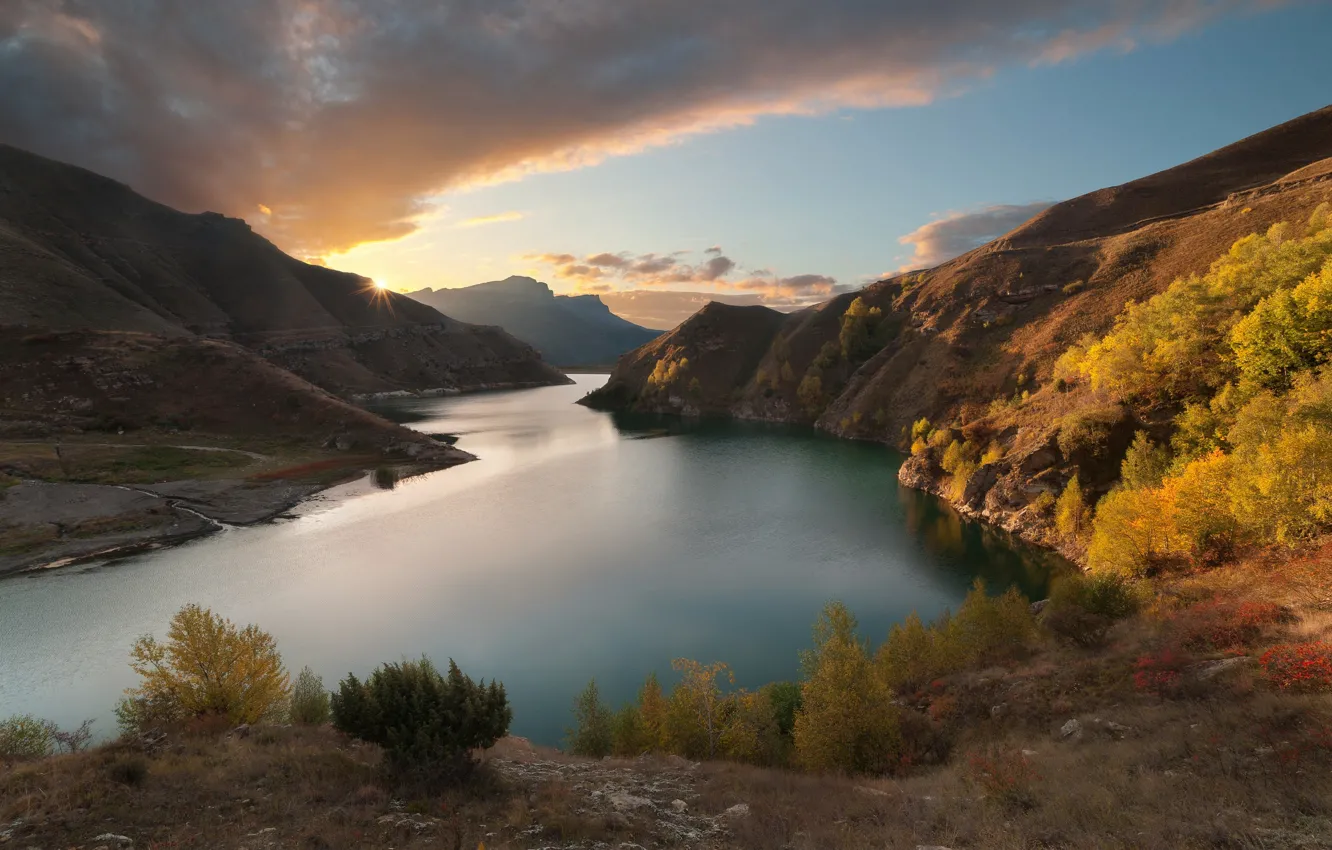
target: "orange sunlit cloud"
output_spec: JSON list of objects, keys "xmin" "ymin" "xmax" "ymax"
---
[
  {"xmin": 456, "ymin": 211, "xmax": 526, "ymax": 228},
  {"xmin": 0, "ymin": 1, "xmax": 1261, "ymax": 258}
]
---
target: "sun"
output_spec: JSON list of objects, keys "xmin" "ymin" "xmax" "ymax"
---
[{"xmin": 373, "ymin": 278, "xmax": 389, "ymax": 290}]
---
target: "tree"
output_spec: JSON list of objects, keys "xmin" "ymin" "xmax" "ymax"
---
[
  {"xmin": 1054, "ymin": 476, "xmax": 1091, "ymax": 540},
  {"xmin": 665, "ymin": 659, "xmax": 733, "ymax": 759},
  {"xmin": 797, "ymin": 372, "xmax": 825, "ymax": 416},
  {"xmin": 793, "ymin": 602, "xmax": 899, "ymax": 775},
  {"xmin": 289, "ymin": 666, "xmax": 330, "ymax": 725},
  {"xmin": 611, "ymin": 704, "xmax": 647, "ymax": 757},
  {"xmin": 839, "ymin": 297, "xmax": 885, "ymax": 361},
  {"xmin": 331, "ymin": 657, "xmax": 510, "ymax": 786},
  {"xmin": 121, "ymin": 603, "xmax": 289, "ymax": 727},
  {"xmin": 1120, "ymin": 431, "xmax": 1171, "ymax": 490},
  {"xmin": 637, "ymin": 673, "xmax": 667, "ymax": 752},
  {"xmin": 567, "ymin": 678, "xmax": 614, "ymax": 758}
]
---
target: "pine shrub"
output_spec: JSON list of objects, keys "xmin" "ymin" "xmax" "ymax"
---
[{"xmin": 331, "ymin": 657, "xmax": 510, "ymax": 786}]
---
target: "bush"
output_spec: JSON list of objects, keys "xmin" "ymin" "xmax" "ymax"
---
[
  {"xmin": 106, "ymin": 755, "xmax": 150, "ymax": 786},
  {"xmin": 121, "ymin": 603, "xmax": 290, "ymax": 729},
  {"xmin": 0, "ymin": 715, "xmax": 58, "ymax": 761},
  {"xmin": 1170, "ymin": 599, "xmax": 1285, "ymax": 652},
  {"xmin": 1057, "ymin": 404, "xmax": 1128, "ymax": 463},
  {"xmin": 1133, "ymin": 648, "xmax": 1188, "ymax": 697},
  {"xmin": 1043, "ymin": 572, "xmax": 1138, "ymax": 647},
  {"xmin": 331, "ymin": 657, "xmax": 510, "ymax": 786},
  {"xmin": 878, "ymin": 582, "xmax": 1035, "ymax": 691},
  {"xmin": 1260, "ymin": 642, "xmax": 1332, "ymax": 692},
  {"xmin": 567, "ymin": 678, "xmax": 614, "ymax": 758},
  {"xmin": 965, "ymin": 745, "xmax": 1041, "ymax": 808},
  {"xmin": 290, "ymin": 666, "xmax": 331, "ymax": 725}
]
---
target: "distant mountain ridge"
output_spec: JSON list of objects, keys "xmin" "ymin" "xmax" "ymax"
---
[
  {"xmin": 0, "ymin": 143, "xmax": 568, "ymax": 397},
  {"xmin": 406, "ymin": 276, "xmax": 662, "ymax": 366}
]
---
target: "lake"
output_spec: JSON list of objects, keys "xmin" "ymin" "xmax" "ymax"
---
[{"xmin": 0, "ymin": 374, "xmax": 1064, "ymax": 746}]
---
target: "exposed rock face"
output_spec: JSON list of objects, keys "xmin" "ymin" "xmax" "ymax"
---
[{"xmin": 583, "ymin": 106, "xmax": 1332, "ymax": 548}]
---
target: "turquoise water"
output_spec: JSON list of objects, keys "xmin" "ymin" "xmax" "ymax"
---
[{"xmin": 0, "ymin": 375, "xmax": 1064, "ymax": 745}]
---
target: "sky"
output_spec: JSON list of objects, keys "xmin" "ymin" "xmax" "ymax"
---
[{"xmin": 2, "ymin": 2, "xmax": 1331, "ymax": 329}]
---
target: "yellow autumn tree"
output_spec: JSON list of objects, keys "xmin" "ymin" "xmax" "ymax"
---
[
  {"xmin": 121, "ymin": 604, "xmax": 290, "ymax": 727},
  {"xmin": 637, "ymin": 672, "xmax": 668, "ymax": 752},
  {"xmin": 793, "ymin": 602, "xmax": 899, "ymax": 775},
  {"xmin": 663, "ymin": 659, "xmax": 733, "ymax": 759}
]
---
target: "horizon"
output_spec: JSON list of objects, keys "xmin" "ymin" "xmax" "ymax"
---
[{"xmin": 3, "ymin": 2, "xmax": 1330, "ymax": 328}]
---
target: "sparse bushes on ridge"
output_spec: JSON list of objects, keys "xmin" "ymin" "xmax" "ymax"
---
[
  {"xmin": 0, "ymin": 715, "xmax": 58, "ymax": 761},
  {"xmin": 331, "ymin": 657, "xmax": 511, "ymax": 786},
  {"xmin": 0, "ymin": 715, "xmax": 94, "ymax": 761}
]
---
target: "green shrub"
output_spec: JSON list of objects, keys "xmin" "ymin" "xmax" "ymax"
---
[
  {"xmin": 331, "ymin": 657, "xmax": 510, "ymax": 786},
  {"xmin": 290, "ymin": 666, "xmax": 331, "ymax": 726},
  {"xmin": 878, "ymin": 582, "xmax": 1035, "ymax": 692},
  {"xmin": 1043, "ymin": 572, "xmax": 1139, "ymax": 647},
  {"xmin": 567, "ymin": 678, "xmax": 614, "ymax": 758},
  {"xmin": 1057, "ymin": 404, "xmax": 1127, "ymax": 462},
  {"xmin": 0, "ymin": 715, "xmax": 57, "ymax": 761}
]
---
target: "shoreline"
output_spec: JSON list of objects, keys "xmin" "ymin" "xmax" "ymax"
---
[{"xmin": 0, "ymin": 454, "xmax": 473, "ymax": 581}]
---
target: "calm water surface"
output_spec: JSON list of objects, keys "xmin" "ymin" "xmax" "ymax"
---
[{"xmin": 0, "ymin": 375, "xmax": 1064, "ymax": 745}]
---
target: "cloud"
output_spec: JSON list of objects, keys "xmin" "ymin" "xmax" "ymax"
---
[
  {"xmin": 456, "ymin": 211, "xmax": 525, "ymax": 228},
  {"xmin": 0, "ymin": 2, "xmax": 1269, "ymax": 255},
  {"xmin": 897, "ymin": 201, "xmax": 1054, "ymax": 269},
  {"xmin": 599, "ymin": 290, "xmax": 771, "ymax": 329},
  {"xmin": 525, "ymin": 246, "xmax": 846, "ymax": 321}
]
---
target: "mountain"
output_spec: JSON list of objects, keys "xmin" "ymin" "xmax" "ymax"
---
[
  {"xmin": 584, "ymin": 105, "xmax": 1332, "ymax": 546},
  {"xmin": 0, "ymin": 144, "xmax": 570, "ymax": 398},
  {"xmin": 405, "ymin": 276, "xmax": 662, "ymax": 366}
]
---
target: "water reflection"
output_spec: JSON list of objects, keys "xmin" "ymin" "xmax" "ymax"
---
[{"xmin": 1, "ymin": 376, "xmax": 1069, "ymax": 747}]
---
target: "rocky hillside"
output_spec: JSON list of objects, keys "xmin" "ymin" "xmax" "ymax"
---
[
  {"xmin": 0, "ymin": 143, "xmax": 569, "ymax": 396},
  {"xmin": 584, "ymin": 105, "xmax": 1332, "ymax": 547},
  {"xmin": 405, "ymin": 276, "xmax": 663, "ymax": 367}
]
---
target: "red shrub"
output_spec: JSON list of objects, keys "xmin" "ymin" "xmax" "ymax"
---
[
  {"xmin": 1259, "ymin": 642, "xmax": 1332, "ymax": 693},
  {"xmin": 1134, "ymin": 648, "xmax": 1188, "ymax": 697},
  {"xmin": 1170, "ymin": 599, "xmax": 1285, "ymax": 652},
  {"xmin": 965, "ymin": 746, "xmax": 1041, "ymax": 805}
]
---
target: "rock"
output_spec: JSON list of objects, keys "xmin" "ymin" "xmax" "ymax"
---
[
  {"xmin": 1059, "ymin": 718, "xmax": 1083, "ymax": 740},
  {"xmin": 990, "ymin": 703, "xmax": 1008, "ymax": 717},
  {"xmin": 1017, "ymin": 436, "xmax": 1061, "ymax": 476},
  {"xmin": 230, "ymin": 724, "xmax": 251, "ymax": 739},
  {"xmin": 1029, "ymin": 599, "xmax": 1050, "ymax": 616},
  {"xmin": 670, "ymin": 799, "xmax": 688, "ymax": 813},
  {"xmin": 917, "ymin": 846, "xmax": 956, "ymax": 850},
  {"xmin": 608, "ymin": 793, "xmax": 654, "ymax": 812},
  {"xmin": 607, "ymin": 812, "xmax": 631, "ymax": 830},
  {"xmin": 245, "ymin": 828, "xmax": 276, "ymax": 837},
  {"xmin": 1092, "ymin": 718, "xmax": 1135, "ymax": 737},
  {"xmin": 961, "ymin": 462, "xmax": 1007, "ymax": 509},
  {"xmin": 724, "ymin": 803, "xmax": 750, "ymax": 818},
  {"xmin": 1189, "ymin": 656, "xmax": 1249, "ymax": 680},
  {"xmin": 92, "ymin": 836, "xmax": 133, "ymax": 846}
]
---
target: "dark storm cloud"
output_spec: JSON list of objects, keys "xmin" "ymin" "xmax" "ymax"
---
[{"xmin": 0, "ymin": 1, "xmax": 1274, "ymax": 255}]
